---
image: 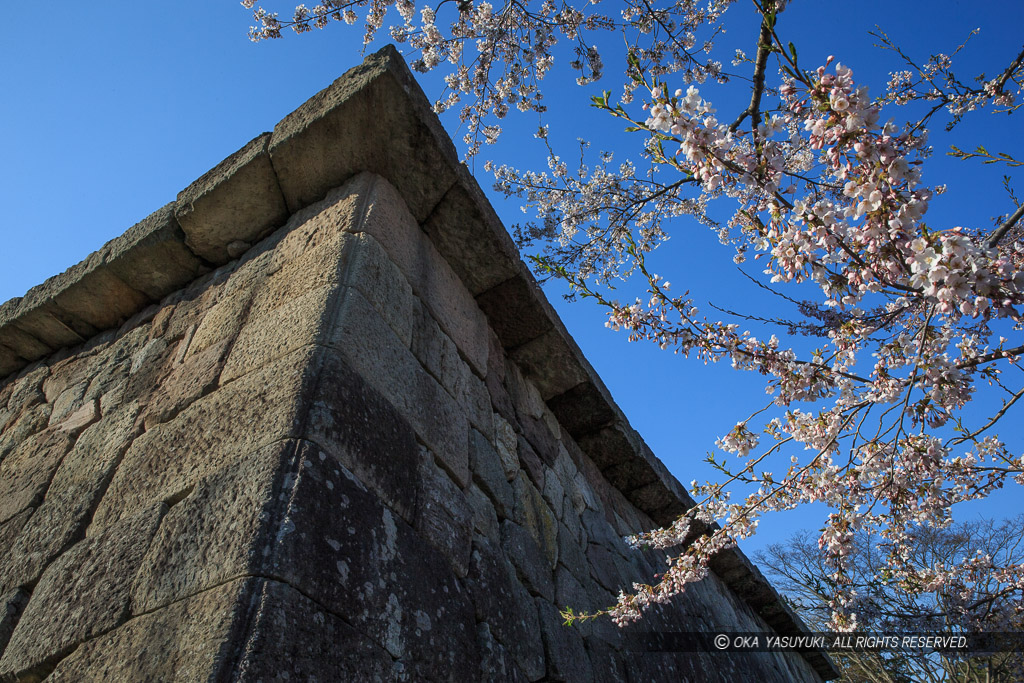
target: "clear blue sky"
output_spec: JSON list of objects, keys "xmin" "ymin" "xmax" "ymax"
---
[{"xmin": 2, "ymin": 1, "xmax": 1022, "ymax": 554}]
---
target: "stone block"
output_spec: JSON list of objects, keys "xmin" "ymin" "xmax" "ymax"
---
[
  {"xmin": 470, "ymin": 428, "xmax": 514, "ymax": 519},
  {"xmin": 466, "ymin": 484, "xmax": 499, "ymax": 545},
  {"xmin": 331, "ymin": 287, "xmax": 469, "ymax": 488},
  {"xmin": 536, "ymin": 598, "xmax": 593, "ymax": 682},
  {"xmin": 412, "ymin": 301, "xmax": 492, "ymax": 438},
  {"xmin": 476, "ymin": 271, "xmax": 554, "ymax": 350},
  {"xmin": 234, "ymin": 579, "xmax": 395, "ymax": 682},
  {"xmin": 0, "ymin": 429, "xmax": 75, "ymax": 526},
  {"xmin": 0, "ymin": 403, "xmax": 50, "ymax": 466},
  {"xmin": 422, "ymin": 164, "xmax": 520, "ymax": 297},
  {"xmin": 516, "ymin": 435, "xmax": 546, "ymax": 491},
  {"xmin": 494, "ymin": 414, "xmax": 520, "ymax": 481},
  {"xmin": 341, "ymin": 174, "xmax": 489, "ymax": 377},
  {"xmin": 130, "ymin": 440, "xmax": 296, "ymax": 613},
  {"xmin": 46, "ymin": 578, "xmax": 257, "ymax": 682},
  {"xmin": 465, "ymin": 538, "xmax": 545, "ymax": 681},
  {"xmin": 4, "ymin": 305, "xmax": 89, "ymax": 359},
  {"xmin": 556, "ymin": 522, "xmax": 587, "ymax": 577},
  {"xmin": 542, "ymin": 469, "xmax": 566, "ymax": 520},
  {"xmin": 510, "ymin": 329, "xmax": 589, "ymax": 402},
  {"xmin": 485, "ymin": 329, "xmax": 516, "ymax": 423},
  {"xmin": 512, "ymin": 471, "xmax": 558, "ymax": 570},
  {"xmin": 306, "ymin": 349, "xmax": 420, "ymax": 523},
  {"xmin": 17, "ymin": 248, "xmax": 149, "ymax": 338},
  {"xmin": 220, "ymin": 284, "xmax": 334, "ymax": 384},
  {"xmin": 0, "ymin": 589, "xmax": 29, "ymax": 658},
  {"xmin": 476, "ymin": 623, "xmax": 530, "ymax": 683},
  {"xmin": 142, "ymin": 336, "xmax": 230, "ymax": 429},
  {"xmin": 47, "ymin": 381, "xmax": 87, "ymax": 427},
  {"xmin": 0, "ymin": 403, "xmax": 139, "ymax": 595},
  {"xmin": 0, "ymin": 509, "xmax": 32, "ymax": 566},
  {"xmin": 91, "ymin": 346, "xmax": 317, "ymax": 531},
  {"xmin": 269, "ymin": 45, "xmax": 459, "ymax": 222},
  {"xmin": 176, "ymin": 133, "xmax": 290, "ymax": 264},
  {"xmin": 547, "ymin": 381, "xmax": 616, "ymax": 439},
  {"xmin": 102, "ymin": 204, "xmax": 207, "ymax": 300},
  {"xmin": 262, "ymin": 445, "xmax": 479, "ymax": 678},
  {"xmin": 414, "ymin": 450, "xmax": 473, "ymax": 577},
  {"xmin": 7, "ymin": 366, "xmax": 47, "ymax": 416},
  {"xmin": 500, "ymin": 520, "xmax": 554, "ymax": 602},
  {"xmin": 0, "ymin": 504, "xmax": 165, "ymax": 681}
]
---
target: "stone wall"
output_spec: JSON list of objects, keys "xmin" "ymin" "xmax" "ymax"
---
[{"xmin": 0, "ymin": 47, "xmax": 833, "ymax": 682}]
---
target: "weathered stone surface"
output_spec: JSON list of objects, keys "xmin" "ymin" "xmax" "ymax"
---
[
  {"xmin": 0, "ymin": 429, "xmax": 75, "ymax": 526},
  {"xmin": 306, "ymin": 349, "xmax": 420, "ymax": 523},
  {"xmin": 423, "ymin": 165, "xmax": 520, "ymax": 297},
  {"xmin": 510, "ymin": 329, "xmax": 590, "ymax": 403},
  {"xmin": 142, "ymin": 336, "xmax": 230, "ymax": 429},
  {"xmin": 0, "ymin": 403, "xmax": 139, "ymax": 595},
  {"xmin": 0, "ymin": 588, "xmax": 29, "ymax": 658},
  {"xmin": 412, "ymin": 301, "xmax": 492, "ymax": 438},
  {"xmin": 0, "ymin": 504, "xmax": 165, "ymax": 681},
  {"xmin": 235, "ymin": 579, "xmax": 395, "ymax": 682},
  {"xmin": 415, "ymin": 451, "xmax": 473, "ymax": 577},
  {"xmin": 0, "ymin": 403, "xmax": 50, "ymax": 463},
  {"xmin": 466, "ymin": 483, "xmax": 500, "ymax": 544},
  {"xmin": 470, "ymin": 428, "xmax": 514, "ymax": 519},
  {"xmin": 476, "ymin": 622, "xmax": 530, "ymax": 683},
  {"xmin": 46, "ymin": 578, "xmax": 256, "ymax": 682},
  {"xmin": 91, "ymin": 346, "xmax": 316, "ymax": 531},
  {"xmin": 536, "ymin": 598, "xmax": 593, "ymax": 682},
  {"xmin": 220, "ymin": 283, "xmax": 334, "ymax": 384},
  {"xmin": 465, "ymin": 538, "xmax": 545, "ymax": 681},
  {"xmin": 512, "ymin": 471, "xmax": 558, "ymax": 569},
  {"xmin": 476, "ymin": 273, "xmax": 556, "ymax": 353},
  {"xmin": 130, "ymin": 440, "xmax": 296, "ymax": 613},
  {"xmin": 269, "ymin": 45, "xmax": 459, "ymax": 222},
  {"xmin": 102, "ymin": 204, "xmax": 207, "ymax": 300},
  {"xmin": 494, "ymin": 413, "xmax": 520, "ymax": 480},
  {"xmin": 501, "ymin": 520, "xmax": 554, "ymax": 602},
  {"xmin": 6, "ymin": 366, "xmax": 47, "ymax": 415},
  {"xmin": 331, "ymin": 286, "xmax": 469, "ymax": 487},
  {"xmin": 345, "ymin": 174, "xmax": 489, "ymax": 377},
  {"xmin": 176, "ymin": 133, "xmax": 290, "ymax": 264},
  {"xmin": 263, "ymin": 445, "xmax": 479, "ymax": 679}
]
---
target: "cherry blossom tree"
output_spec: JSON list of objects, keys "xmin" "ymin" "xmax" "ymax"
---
[
  {"xmin": 241, "ymin": 0, "xmax": 1024, "ymax": 631},
  {"xmin": 758, "ymin": 518, "xmax": 1024, "ymax": 682}
]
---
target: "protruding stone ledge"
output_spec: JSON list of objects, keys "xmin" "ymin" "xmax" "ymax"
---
[
  {"xmin": 268, "ymin": 44, "xmax": 461, "ymax": 223},
  {"xmin": 176, "ymin": 133, "xmax": 289, "ymax": 263}
]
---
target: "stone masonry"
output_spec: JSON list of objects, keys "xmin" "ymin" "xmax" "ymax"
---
[{"xmin": 0, "ymin": 47, "xmax": 836, "ymax": 681}]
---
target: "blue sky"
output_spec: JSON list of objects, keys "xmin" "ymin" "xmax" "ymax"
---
[{"xmin": 2, "ymin": 0, "xmax": 1022, "ymax": 555}]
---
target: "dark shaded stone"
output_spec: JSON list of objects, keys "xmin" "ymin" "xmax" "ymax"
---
[
  {"xmin": 307, "ymin": 348, "xmax": 420, "ymax": 523},
  {"xmin": 264, "ymin": 444, "xmax": 479, "ymax": 679},
  {"xmin": 475, "ymin": 273, "xmax": 553, "ymax": 350},
  {"xmin": 234, "ymin": 579, "xmax": 394, "ymax": 682},
  {"xmin": 415, "ymin": 451, "xmax": 474, "ymax": 577},
  {"xmin": 547, "ymin": 381, "xmax": 616, "ymax": 439},
  {"xmin": 470, "ymin": 428, "xmax": 514, "ymax": 519},
  {"xmin": 465, "ymin": 537, "xmax": 545, "ymax": 680},
  {"xmin": 536, "ymin": 598, "xmax": 593, "ymax": 681},
  {"xmin": 0, "ymin": 589, "xmax": 29, "ymax": 657},
  {"xmin": 501, "ymin": 520, "xmax": 554, "ymax": 601},
  {"xmin": 422, "ymin": 165, "xmax": 520, "ymax": 297}
]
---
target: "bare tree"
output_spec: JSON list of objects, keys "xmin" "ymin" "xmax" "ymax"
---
[{"xmin": 757, "ymin": 517, "xmax": 1024, "ymax": 682}]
